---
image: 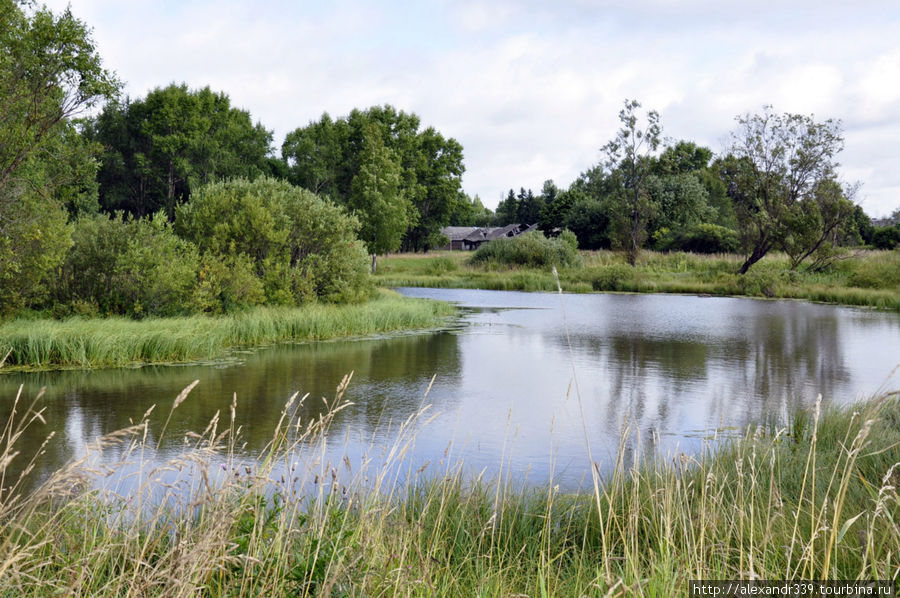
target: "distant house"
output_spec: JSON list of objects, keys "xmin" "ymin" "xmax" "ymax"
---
[
  {"xmin": 440, "ymin": 224, "xmax": 538, "ymax": 250},
  {"xmin": 441, "ymin": 227, "xmax": 479, "ymax": 250}
]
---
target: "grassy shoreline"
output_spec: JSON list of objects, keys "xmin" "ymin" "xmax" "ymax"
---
[
  {"xmin": 375, "ymin": 249, "xmax": 900, "ymax": 310},
  {"xmin": 1, "ymin": 381, "xmax": 898, "ymax": 595},
  {"xmin": 0, "ymin": 289, "xmax": 455, "ymax": 371}
]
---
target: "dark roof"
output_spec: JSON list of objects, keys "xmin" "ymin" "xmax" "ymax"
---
[
  {"xmin": 461, "ymin": 224, "xmax": 536, "ymax": 243},
  {"xmin": 441, "ymin": 226, "xmax": 479, "ymax": 241}
]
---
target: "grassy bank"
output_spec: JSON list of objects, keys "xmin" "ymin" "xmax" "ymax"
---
[
  {"xmin": 1, "ymin": 380, "xmax": 898, "ymax": 596},
  {"xmin": 375, "ymin": 249, "xmax": 900, "ymax": 309},
  {"xmin": 0, "ymin": 290, "xmax": 455, "ymax": 370}
]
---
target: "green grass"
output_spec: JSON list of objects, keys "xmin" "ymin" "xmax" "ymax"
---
[
  {"xmin": 0, "ymin": 289, "xmax": 455, "ymax": 370},
  {"xmin": 1, "ymin": 378, "xmax": 898, "ymax": 596},
  {"xmin": 375, "ymin": 249, "xmax": 900, "ymax": 309}
]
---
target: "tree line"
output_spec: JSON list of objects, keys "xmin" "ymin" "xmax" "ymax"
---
[
  {"xmin": 2, "ymin": 1, "xmax": 897, "ymax": 320},
  {"xmin": 0, "ymin": 1, "xmax": 467, "ymax": 316},
  {"xmin": 458, "ymin": 100, "xmax": 887, "ymax": 273}
]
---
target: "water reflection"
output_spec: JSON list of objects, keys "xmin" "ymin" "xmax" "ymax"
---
[{"xmin": 2, "ymin": 289, "xmax": 899, "ymax": 494}]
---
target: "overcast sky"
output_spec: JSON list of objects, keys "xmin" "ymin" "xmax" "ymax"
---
[{"xmin": 45, "ymin": 0, "xmax": 900, "ymax": 217}]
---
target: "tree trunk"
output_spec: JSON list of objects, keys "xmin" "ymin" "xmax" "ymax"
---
[
  {"xmin": 371, "ymin": 253, "xmax": 377, "ymax": 274},
  {"xmin": 738, "ymin": 246, "xmax": 767, "ymax": 274}
]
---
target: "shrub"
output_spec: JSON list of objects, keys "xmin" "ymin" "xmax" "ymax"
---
[
  {"xmin": 738, "ymin": 268, "xmax": 779, "ymax": 297},
  {"xmin": 176, "ymin": 178, "xmax": 372, "ymax": 304},
  {"xmin": 191, "ymin": 253, "xmax": 266, "ymax": 314},
  {"xmin": 871, "ymin": 226, "xmax": 900, "ymax": 250},
  {"xmin": 54, "ymin": 212, "xmax": 200, "ymax": 317},
  {"xmin": 657, "ymin": 223, "xmax": 740, "ymax": 254},
  {"xmin": 469, "ymin": 231, "xmax": 580, "ymax": 269},
  {"xmin": 0, "ymin": 188, "xmax": 72, "ymax": 316},
  {"xmin": 589, "ymin": 264, "xmax": 635, "ymax": 291}
]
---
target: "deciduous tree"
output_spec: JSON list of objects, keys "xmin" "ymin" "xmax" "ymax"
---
[
  {"xmin": 602, "ymin": 99, "xmax": 662, "ymax": 265},
  {"xmin": 725, "ymin": 107, "xmax": 844, "ymax": 274},
  {"xmin": 88, "ymin": 84, "xmax": 273, "ymax": 218},
  {"xmin": 283, "ymin": 105, "xmax": 464, "ymax": 252},
  {"xmin": 348, "ymin": 124, "xmax": 412, "ymax": 272}
]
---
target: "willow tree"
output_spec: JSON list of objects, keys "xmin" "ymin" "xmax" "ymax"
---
[{"xmin": 725, "ymin": 107, "xmax": 844, "ymax": 274}]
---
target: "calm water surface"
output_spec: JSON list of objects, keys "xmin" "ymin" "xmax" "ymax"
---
[{"xmin": 2, "ymin": 289, "xmax": 899, "ymax": 492}]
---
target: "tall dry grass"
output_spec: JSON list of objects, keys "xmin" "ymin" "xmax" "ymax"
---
[{"xmin": 1, "ymin": 371, "xmax": 898, "ymax": 596}]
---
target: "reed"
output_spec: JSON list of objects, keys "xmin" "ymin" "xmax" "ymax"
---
[
  {"xmin": 0, "ymin": 290, "xmax": 455, "ymax": 370},
  {"xmin": 1, "ymin": 376, "xmax": 898, "ymax": 596}
]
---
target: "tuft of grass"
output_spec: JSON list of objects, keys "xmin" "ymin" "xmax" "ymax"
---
[
  {"xmin": 1, "ymin": 375, "xmax": 899, "ymax": 596},
  {"xmin": 0, "ymin": 290, "xmax": 455, "ymax": 370}
]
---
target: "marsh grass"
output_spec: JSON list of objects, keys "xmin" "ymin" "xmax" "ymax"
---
[
  {"xmin": 1, "ymin": 369, "xmax": 899, "ymax": 596},
  {"xmin": 375, "ymin": 249, "xmax": 900, "ymax": 309},
  {"xmin": 0, "ymin": 290, "xmax": 455, "ymax": 370}
]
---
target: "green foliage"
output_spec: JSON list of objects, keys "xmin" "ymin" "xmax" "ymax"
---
[
  {"xmin": 562, "ymin": 196, "xmax": 611, "ymax": 249},
  {"xmin": 0, "ymin": 290, "xmax": 454, "ymax": 368},
  {"xmin": 602, "ymin": 99, "xmax": 662, "ymax": 265},
  {"xmin": 377, "ymin": 250, "xmax": 899, "ymax": 309},
  {"xmin": 871, "ymin": 226, "xmax": 900, "ymax": 250},
  {"xmin": 176, "ymin": 177, "xmax": 371, "ymax": 305},
  {"xmin": 191, "ymin": 253, "xmax": 265, "ymax": 314},
  {"xmin": 589, "ymin": 264, "xmax": 635, "ymax": 291},
  {"xmin": 781, "ymin": 179, "xmax": 856, "ymax": 270},
  {"xmin": 653, "ymin": 140, "xmax": 713, "ymax": 175},
  {"xmin": 645, "ymin": 172, "xmax": 714, "ymax": 235},
  {"xmin": 0, "ymin": 0, "xmax": 118, "ymax": 193},
  {"xmin": 87, "ymin": 83, "xmax": 273, "ymax": 218},
  {"xmin": 538, "ymin": 182, "xmax": 574, "ymax": 232},
  {"xmin": 424, "ymin": 256, "xmax": 459, "ymax": 275},
  {"xmin": 656, "ymin": 223, "xmax": 740, "ymax": 254},
  {"xmin": 53, "ymin": 212, "xmax": 200, "ymax": 317},
  {"xmin": 347, "ymin": 124, "xmax": 412, "ymax": 257},
  {"xmin": 282, "ymin": 105, "xmax": 465, "ymax": 253},
  {"xmin": 448, "ymin": 192, "xmax": 493, "ymax": 227},
  {"xmin": 470, "ymin": 231, "xmax": 580, "ymax": 269},
  {"xmin": 0, "ymin": 1, "xmax": 116, "ymax": 316},
  {"xmin": 494, "ymin": 189, "xmax": 519, "ymax": 226},
  {"xmin": 736, "ymin": 267, "xmax": 780, "ymax": 297},
  {"xmin": 843, "ymin": 252, "xmax": 900, "ymax": 290},
  {"xmin": 0, "ymin": 186, "xmax": 72, "ymax": 315},
  {"xmin": 725, "ymin": 107, "xmax": 845, "ymax": 274}
]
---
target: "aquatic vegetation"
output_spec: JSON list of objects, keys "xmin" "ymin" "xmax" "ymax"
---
[{"xmin": 0, "ymin": 290, "xmax": 455, "ymax": 370}]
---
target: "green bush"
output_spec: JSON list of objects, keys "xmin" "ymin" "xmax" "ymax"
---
[
  {"xmin": 738, "ymin": 268, "xmax": 779, "ymax": 297},
  {"xmin": 191, "ymin": 253, "xmax": 266, "ymax": 314},
  {"xmin": 0, "ymin": 189, "xmax": 72, "ymax": 316},
  {"xmin": 657, "ymin": 223, "xmax": 740, "ymax": 254},
  {"xmin": 469, "ymin": 231, "xmax": 580, "ymax": 269},
  {"xmin": 176, "ymin": 177, "xmax": 372, "ymax": 304},
  {"xmin": 871, "ymin": 226, "xmax": 900, "ymax": 250},
  {"xmin": 53, "ymin": 212, "xmax": 200, "ymax": 317},
  {"xmin": 589, "ymin": 264, "xmax": 635, "ymax": 291}
]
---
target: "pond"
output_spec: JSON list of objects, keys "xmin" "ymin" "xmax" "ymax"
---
[{"xmin": 2, "ymin": 289, "xmax": 899, "ymax": 494}]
